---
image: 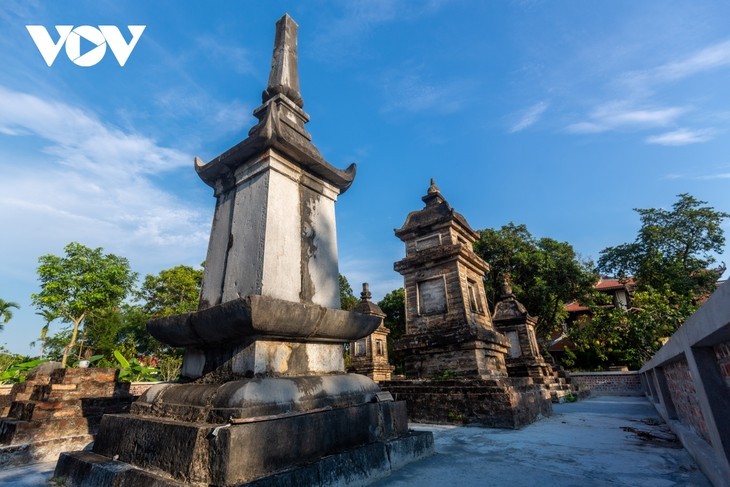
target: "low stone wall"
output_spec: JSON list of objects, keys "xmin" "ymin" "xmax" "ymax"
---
[
  {"xmin": 662, "ymin": 359, "xmax": 710, "ymax": 443},
  {"xmin": 2, "ymin": 379, "xmax": 159, "ymax": 395},
  {"xmin": 568, "ymin": 371, "xmax": 643, "ymax": 396},
  {"xmin": 381, "ymin": 378, "xmax": 552, "ymax": 429},
  {"xmin": 640, "ymin": 281, "xmax": 730, "ymax": 487}
]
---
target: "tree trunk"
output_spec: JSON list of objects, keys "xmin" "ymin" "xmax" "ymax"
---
[
  {"xmin": 77, "ymin": 326, "xmax": 88, "ymax": 360},
  {"xmin": 61, "ymin": 314, "xmax": 84, "ymax": 368}
]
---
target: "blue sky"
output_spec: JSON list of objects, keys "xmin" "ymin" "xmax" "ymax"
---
[{"xmin": 2, "ymin": 0, "xmax": 730, "ymax": 356}]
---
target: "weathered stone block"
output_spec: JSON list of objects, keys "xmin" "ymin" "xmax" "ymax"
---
[{"xmin": 90, "ymin": 401, "xmax": 410, "ymax": 485}]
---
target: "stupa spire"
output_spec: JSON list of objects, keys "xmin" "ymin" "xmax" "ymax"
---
[
  {"xmin": 422, "ymin": 177, "xmax": 446, "ymax": 206},
  {"xmin": 263, "ymin": 14, "xmax": 304, "ymax": 107}
]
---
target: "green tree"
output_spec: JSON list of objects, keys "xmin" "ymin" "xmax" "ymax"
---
[
  {"xmin": 598, "ymin": 193, "xmax": 729, "ymax": 298},
  {"xmin": 31, "ymin": 242, "xmax": 137, "ymax": 367},
  {"xmin": 568, "ymin": 288, "xmax": 695, "ymax": 370},
  {"xmin": 570, "ymin": 194, "xmax": 729, "ymax": 370},
  {"xmin": 378, "ymin": 288, "xmax": 406, "ymax": 339},
  {"xmin": 0, "ymin": 299, "xmax": 20, "ymax": 331},
  {"xmin": 474, "ymin": 223, "xmax": 597, "ymax": 340},
  {"xmin": 339, "ymin": 274, "xmax": 359, "ymax": 311},
  {"xmin": 31, "ymin": 310, "xmax": 58, "ymax": 359},
  {"xmin": 115, "ymin": 304, "xmax": 161, "ymax": 357},
  {"xmin": 138, "ymin": 265, "xmax": 203, "ymax": 317}
]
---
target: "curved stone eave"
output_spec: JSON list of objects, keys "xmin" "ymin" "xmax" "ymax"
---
[
  {"xmin": 147, "ymin": 295, "xmax": 382, "ymax": 348},
  {"xmin": 194, "ymin": 133, "xmax": 356, "ymax": 194}
]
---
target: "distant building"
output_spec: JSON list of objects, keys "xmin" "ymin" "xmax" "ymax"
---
[{"xmin": 548, "ymin": 277, "xmax": 635, "ymax": 358}]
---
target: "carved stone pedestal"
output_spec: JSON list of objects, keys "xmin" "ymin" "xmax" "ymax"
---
[{"xmin": 57, "ymin": 392, "xmax": 431, "ymax": 486}]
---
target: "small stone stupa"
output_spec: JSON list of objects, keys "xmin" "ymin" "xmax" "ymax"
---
[
  {"xmin": 381, "ymin": 181, "xmax": 552, "ymax": 428},
  {"xmin": 492, "ymin": 275, "xmax": 553, "ymax": 380},
  {"xmin": 55, "ymin": 15, "xmax": 432, "ymax": 486},
  {"xmin": 492, "ymin": 275, "xmax": 581, "ymax": 402},
  {"xmin": 349, "ymin": 284, "xmax": 395, "ymax": 383}
]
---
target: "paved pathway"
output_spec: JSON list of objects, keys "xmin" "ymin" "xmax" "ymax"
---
[
  {"xmin": 0, "ymin": 396, "xmax": 710, "ymax": 486},
  {"xmin": 376, "ymin": 396, "xmax": 710, "ymax": 486}
]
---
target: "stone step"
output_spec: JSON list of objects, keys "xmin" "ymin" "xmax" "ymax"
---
[
  {"xmin": 0, "ymin": 434, "xmax": 94, "ymax": 468},
  {"xmin": 49, "ymin": 367, "xmax": 119, "ymax": 385},
  {"xmin": 0, "ymin": 416, "xmax": 102, "ymax": 445},
  {"xmin": 6, "ymin": 397, "xmax": 134, "ymax": 423},
  {"xmin": 30, "ymin": 382, "xmax": 126, "ymax": 401}
]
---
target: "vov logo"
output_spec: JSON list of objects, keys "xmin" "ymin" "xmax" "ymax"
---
[{"xmin": 26, "ymin": 25, "xmax": 146, "ymax": 67}]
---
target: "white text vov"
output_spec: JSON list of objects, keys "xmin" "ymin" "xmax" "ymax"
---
[{"xmin": 26, "ymin": 25, "xmax": 146, "ymax": 67}]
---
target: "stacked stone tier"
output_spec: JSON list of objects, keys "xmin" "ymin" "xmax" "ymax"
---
[{"xmin": 0, "ymin": 367, "xmax": 135, "ymax": 467}]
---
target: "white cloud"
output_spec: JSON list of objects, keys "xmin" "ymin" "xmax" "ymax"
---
[
  {"xmin": 697, "ymin": 173, "xmax": 730, "ymax": 180},
  {"xmin": 622, "ymin": 39, "xmax": 730, "ymax": 88},
  {"xmin": 566, "ymin": 102, "xmax": 685, "ymax": 133},
  {"xmin": 0, "ymin": 84, "xmax": 210, "ymax": 282},
  {"xmin": 510, "ymin": 101, "xmax": 548, "ymax": 133},
  {"xmin": 379, "ymin": 68, "xmax": 467, "ymax": 114},
  {"xmin": 566, "ymin": 39, "xmax": 730, "ymax": 140},
  {"xmin": 646, "ymin": 128, "xmax": 715, "ymax": 146},
  {"xmin": 0, "ymin": 85, "xmax": 187, "ymax": 177},
  {"xmin": 311, "ymin": 0, "xmax": 451, "ymax": 62}
]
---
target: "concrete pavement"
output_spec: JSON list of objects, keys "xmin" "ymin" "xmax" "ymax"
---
[
  {"xmin": 0, "ymin": 396, "xmax": 710, "ymax": 486},
  {"xmin": 376, "ymin": 396, "xmax": 710, "ymax": 486}
]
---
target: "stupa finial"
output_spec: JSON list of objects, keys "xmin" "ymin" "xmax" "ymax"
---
[
  {"xmin": 501, "ymin": 273, "xmax": 514, "ymax": 297},
  {"xmin": 262, "ymin": 14, "xmax": 304, "ymax": 107},
  {"xmin": 360, "ymin": 283, "xmax": 372, "ymax": 302},
  {"xmin": 422, "ymin": 178, "xmax": 445, "ymax": 206},
  {"xmin": 427, "ymin": 178, "xmax": 439, "ymax": 194}
]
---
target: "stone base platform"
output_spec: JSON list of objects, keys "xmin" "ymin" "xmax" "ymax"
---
[
  {"xmin": 55, "ymin": 430, "xmax": 433, "ymax": 487},
  {"xmin": 54, "ymin": 394, "xmax": 434, "ymax": 486},
  {"xmin": 381, "ymin": 378, "xmax": 552, "ymax": 428}
]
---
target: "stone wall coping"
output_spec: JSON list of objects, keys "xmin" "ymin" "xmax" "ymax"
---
[{"xmin": 641, "ymin": 280, "xmax": 730, "ymax": 372}]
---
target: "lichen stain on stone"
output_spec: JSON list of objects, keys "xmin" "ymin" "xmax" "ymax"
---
[
  {"xmin": 269, "ymin": 344, "xmax": 293, "ymax": 374},
  {"xmin": 295, "ymin": 375, "xmax": 325, "ymax": 398},
  {"xmin": 300, "ymin": 187, "xmax": 318, "ymax": 302}
]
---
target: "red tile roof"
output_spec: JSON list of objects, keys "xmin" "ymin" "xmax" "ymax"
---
[
  {"xmin": 595, "ymin": 277, "xmax": 635, "ymax": 291},
  {"xmin": 564, "ymin": 301, "xmax": 589, "ymax": 312}
]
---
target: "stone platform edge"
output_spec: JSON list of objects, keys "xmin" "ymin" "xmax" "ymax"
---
[{"xmin": 54, "ymin": 430, "xmax": 434, "ymax": 487}]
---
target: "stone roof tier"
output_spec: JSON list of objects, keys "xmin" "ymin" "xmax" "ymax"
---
[{"xmin": 394, "ymin": 179, "xmax": 477, "ymax": 241}]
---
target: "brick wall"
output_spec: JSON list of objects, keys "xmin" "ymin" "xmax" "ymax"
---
[
  {"xmin": 663, "ymin": 359, "xmax": 710, "ymax": 443},
  {"xmin": 568, "ymin": 371, "xmax": 643, "ymax": 396},
  {"xmin": 714, "ymin": 340, "xmax": 730, "ymax": 388}
]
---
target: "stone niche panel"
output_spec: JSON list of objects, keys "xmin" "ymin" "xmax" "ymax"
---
[
  {"xmin": 417, "ymin": 277, "xmax": 447, "ymax": 316},
  {"xmin": 415, "ymin": 233, "xmax": 442, "ymax": 252},
  {"xmin": 506, "ymin": 331, "xmax": 521, "ymax": 358}
]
